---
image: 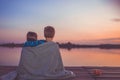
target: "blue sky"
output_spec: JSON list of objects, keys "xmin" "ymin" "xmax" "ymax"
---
[{"xmin": 0, "ymin": 0, "xmax": 106, "ymax": 28}]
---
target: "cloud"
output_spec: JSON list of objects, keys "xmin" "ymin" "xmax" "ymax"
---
[
  {"xmin": 96, "ymin": 38, "xmax": 120, "ymax": 41},
  {"xmin": 109, "ymin": 0, "xmax": 120, "ymax": 7},
  {"xmin": 112, "ymin": 18, "xmax": 120, "ymax": 22},
  {"xmin": 106, "ymin": 0, "xmax": 120, "ymax": 15},
  {"xmin": 88, "ymin": 37, "xmax": 120, "ymax": 44}
]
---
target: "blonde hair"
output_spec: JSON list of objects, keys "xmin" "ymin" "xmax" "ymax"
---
[{"xmin": 44, "ymin": 26, "xmax": 55, "ymax": 38}]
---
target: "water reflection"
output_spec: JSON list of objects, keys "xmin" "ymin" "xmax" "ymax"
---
[
  {"xmin": 0, "ymin": 47, "xmax": 120, "ymax": 66},
  {"xmin": 0, "ymin": 47, "xmax": 21, "ymax": 66},
  {"xmin": 61, "ymin": 48, "xmax": 120, "ymax": 66}
]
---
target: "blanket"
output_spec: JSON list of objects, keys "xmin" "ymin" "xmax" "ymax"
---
[{"xmin": 16, "ymin": 41, "xmax": 75, "ymax": 80}]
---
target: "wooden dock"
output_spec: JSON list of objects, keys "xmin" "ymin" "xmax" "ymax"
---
[{"xmin": 0, "ymin": 66, "xmax": 120, "ymax": 80}]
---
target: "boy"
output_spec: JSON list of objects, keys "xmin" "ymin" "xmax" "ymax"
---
[
  {"xmin": 44, "ymin": 26, "xmax": 55, "ymax": 42},
  {"xmin": 24, "ymin": 31, "xmax": 46, "ymax": 47}
]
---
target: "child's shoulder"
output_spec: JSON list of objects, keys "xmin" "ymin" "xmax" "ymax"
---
[
  {"xmin": 24, "ymin": 40, "xmax": 46, "ymax": 47},
  {"xmin": 38, "ymin": 40, "xmax": 46, "ymax": 43}
]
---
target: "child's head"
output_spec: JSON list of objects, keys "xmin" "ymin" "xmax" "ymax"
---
[
  {"xmin": 27, "ymin": 31, "xmax": 37, "ymax": 41},
  {"xmin": 44, "ymin": 26, "xmax": 55, "ymax": 39}
]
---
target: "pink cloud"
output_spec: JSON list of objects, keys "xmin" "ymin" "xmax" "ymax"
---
[{"xmin": 112, "ymin": 18, "xmax": 120, "ymax": 22}]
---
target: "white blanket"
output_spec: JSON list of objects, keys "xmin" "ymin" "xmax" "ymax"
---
[{"xmin": 16, "ymin": 41, "xmax": 75, "ymax": 80}]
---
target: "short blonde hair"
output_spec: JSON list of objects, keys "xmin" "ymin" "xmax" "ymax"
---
[{"xmin": 44, "ymin": 26, "xmax": 55, "ymax": 38}]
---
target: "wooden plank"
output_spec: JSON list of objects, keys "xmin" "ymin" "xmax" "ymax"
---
[{"xmin": 0, "ymin": 66, "xmax": 120, "ymax": 80}]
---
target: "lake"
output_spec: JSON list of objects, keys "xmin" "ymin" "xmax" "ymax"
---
[{"xmin": 0, "ymin": 47, "xmax": 120, "ymax": 67}]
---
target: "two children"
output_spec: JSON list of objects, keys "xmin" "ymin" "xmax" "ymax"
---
[{"xmin": 24, "ymin": 26, "xmax": 55, "ymax": 47}]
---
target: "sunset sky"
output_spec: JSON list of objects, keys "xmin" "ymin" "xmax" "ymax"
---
[{"xmin": 0, "ymin": 0, "xmax": 120, "ymax": 44}]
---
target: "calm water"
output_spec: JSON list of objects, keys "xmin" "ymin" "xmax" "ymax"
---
[{"xmin": 0, "ymin": 47, "xmax": 120, "ymax": 67}]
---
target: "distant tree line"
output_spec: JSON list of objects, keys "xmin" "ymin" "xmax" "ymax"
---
[
  {"xmin": 0, "ymin": 43, "xmax": 23, "ymax": 48},
  {"xmin": 0, "ymin": 42, "xmax": 120, "ymax": 50},
  {"xmin": 57, "ymin": 42, "xmax": 120, "ymax": 50}
]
